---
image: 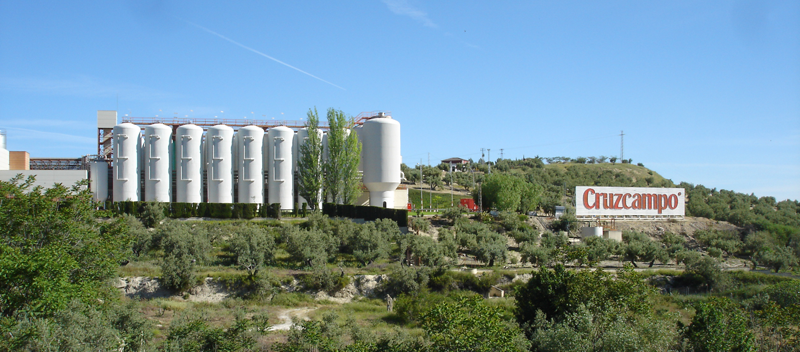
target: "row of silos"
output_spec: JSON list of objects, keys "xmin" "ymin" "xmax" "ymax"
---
[{"xmin": 109, "ymin": 113, "xmax": 401, "ymax": 209}]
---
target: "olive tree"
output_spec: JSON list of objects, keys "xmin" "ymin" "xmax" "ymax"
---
[
  {"xmin": 159, "ymin": 221, "xmax": 212, "ymax": 291},
  {"xmin": 229, "ymin": 225, "xmax": 276, "ymax": 277}
]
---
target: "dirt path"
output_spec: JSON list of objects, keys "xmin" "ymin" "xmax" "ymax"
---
[{"xmin": 269, "ymin": 308, "xmax": 316, "ymax": 331}]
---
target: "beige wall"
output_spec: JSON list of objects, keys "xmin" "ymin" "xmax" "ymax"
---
[
  {"xmin": 355, "ymin": 187, "xmax": 409, "ymax": 209},
  {"xmin": 9, "ymin": 151, "xmax": 29, "ymax": 170}
]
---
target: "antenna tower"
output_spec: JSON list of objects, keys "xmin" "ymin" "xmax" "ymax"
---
[
  {"xmin": 620, "ymin": 130, "xmax": 624, "ymax": 161},
  {"xmin": 500, "ymin": 148, "xmax": 504, "ymax": 159}
]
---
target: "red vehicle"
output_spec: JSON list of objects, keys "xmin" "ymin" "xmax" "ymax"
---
[{"xmin": 459, "ymin": 198, "xmax": 478, "ymax": 212}]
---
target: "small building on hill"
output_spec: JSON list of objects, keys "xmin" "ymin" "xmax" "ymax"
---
[
  {"xmin": 441, "ymin": 157, "xmax": 469, "ymax": 165},
  {"xmin": 441, "ymin": 157, "xmax": 469, "ymax": 171}
]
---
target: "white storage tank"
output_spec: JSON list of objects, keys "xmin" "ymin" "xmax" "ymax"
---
[
  {"xmin": 144, "ymin": 124, "xmax": 172, "ymax": 202},
  {"xmin": 113, "ymin": 123, "xmax": 141, "ymax": 201},
  {"xmin": 176, "ymin": 124, "xmax": 204, "ymax": 203},
  {"xmin": 361, "ymin": 113, "xmax": 401, "ymax": 208},
  {"xmin": 0, "ymin": 129, "xmax": 8, "ymax": 171},
  {"xmin": 206, "ymin": 125, "xmax": 234, "ymax": 203},
  {"xmin": 237, "ymin": 125, "xmax": 264, "ymax": 204},
  {"xmin": 89, "ymin": 160, "xmax": 109, "ymax": 202},
  {"xmin": 321, "ymin": 132, "xmax": 328, "ymax": 163},
  {"xmin": 353, "ymin": 125, "xmax": 364, "ymax": 173},
  {"xmin": 581, "ymin": 227, "xmax": 603, "ymax": 238},
  {"xmin": 267, "ymin": 126, "xmax": 294, "ymax": 210}
]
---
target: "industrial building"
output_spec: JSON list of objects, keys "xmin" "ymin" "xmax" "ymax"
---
[{"xmin": 0, "ymin": 110, "xmax": 408, "ymax": 210}]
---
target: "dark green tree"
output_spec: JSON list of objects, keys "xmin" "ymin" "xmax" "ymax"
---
[
  {"xmin": 297, "ymin": 107, "xmax": 324, "ymax": 210},
  {"xmin": 0, "ymin": 175, "xmax": 130, "ymax": 317},
  {"xmin": 324, "ymin": 108, "xmax": 361, "ymax": 204}
]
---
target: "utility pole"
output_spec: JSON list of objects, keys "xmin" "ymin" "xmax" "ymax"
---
[
  {"xmin": 450, "ymin": 161, "xmax": 454, "ymax": 207},
  {"xmin": 487, "ymin": 149, "xmax": 491, "ymax": 174},
  {"xmin": 419, "ymin": 160, "xmax": 423, "ymax": 212},
  {"xmin": 620, "ymin": 130, "xmax": 624, "ymax": 162},
  {"xmin": 428, "ymin": 153, "xmax": 431, "ymax": 210},
  {"xmin": 500, "ymin": 148, "xmax": 504, "ymax": 160}
]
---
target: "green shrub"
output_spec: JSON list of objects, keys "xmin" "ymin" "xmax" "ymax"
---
[
  {"xmin": 686, "ymin": 297, "xmax": 754, "ymax": 352},
  {"xmin": 165, "ymin": 310, "xmax": 260, "ymax": 351},
  {"xmin": 764, "ymin": 280, "xmax": 800, "ymax": 307}
]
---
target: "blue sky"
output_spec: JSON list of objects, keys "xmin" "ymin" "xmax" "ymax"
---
[{"xmin": 1, "ymin": 0, "xmax": 798, "ymax": 201}]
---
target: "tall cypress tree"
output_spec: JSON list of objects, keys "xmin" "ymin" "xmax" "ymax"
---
[
  {"xmin": 324, "ymin": 108, "xmax": 361, "ymax": 205},
  {"xmin": 324, "ymin": 108, "xmax": 345, "ymax": 203},
  {"xmin": 297, "ymin": 108, "xmax": 324, "ymax": 210}
]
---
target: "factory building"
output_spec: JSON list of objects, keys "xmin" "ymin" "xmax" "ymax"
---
[{"xmin": 1, "ymin": 110, "xmax": 408, "ymax": 211}]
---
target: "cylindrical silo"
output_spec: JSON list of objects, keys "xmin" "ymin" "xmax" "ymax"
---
[
  {"xmin": 176, "ymin": 124, "xmax": 204, "ymax": 203},
  {"xmin": 353, "ymin": 125, "xmax": 364, "ymax": 173},
  {"xmin": 113, "ymin": 123, "xmax": 141, "ymax": 201},
  {"xmin": 206, "ymin": 125, "xmax": 234, "ymax": 203},
  {"xmin": 362, "ymin": 113, "xmax": 401, "ymax": 208},
  {"xmin": 268, "ymin": 126, "xmax": 294, "ymax": 210},
  {"xmin": 144, "ymin": 124, "xmax": 172, "ymax": 202},
  {"xmin": 0, "ymin": 129, "xmax": 8, "ymax": 171},
  {"xmin": 237, "ymin": 125, "xmax": 264, "ymax": 204},
  {"xmin": 321, "ymin": 132, "xmax": 328, "ymax": 163},
  {"xmin": 89, "ymin": 160, "xmax": 109, "ymax": 202}
]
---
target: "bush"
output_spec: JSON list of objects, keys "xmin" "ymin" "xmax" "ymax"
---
[
  {"xmin": 165, "ymin": 310, "xmax": 261, "ymax": 351},
  {"xmin": 0, "ymin": 300, "xmax": 153, "ymax": 351},
  {"xmin": 299, "ymin": 266, "xmax": 349, "ymax": 293},
  {"xmin": 764, "ymin": 280, "xmax": 800, "ymax": 307},
  {"xmin": 686, "ymin": 297, "xmax": 754, "ymax": 352},
  {"xmin": 515, "ymin": 265, "xmax": 652, "ymax": 330},
  {"xmin": 125, "ymin": 214, "xmax": 152, "ymax": 258}
]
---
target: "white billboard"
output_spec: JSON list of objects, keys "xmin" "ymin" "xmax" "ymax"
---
[{"xmin": 575, "ymin": 186, "xmax": 685, "ymax": 217}]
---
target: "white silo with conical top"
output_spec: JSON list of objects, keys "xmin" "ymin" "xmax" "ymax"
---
[
  {"xmin": 176, "ymin": 124, "xmax": 204, "ymax": 203},
  {"xmin": 361, "ymin": 113, "xmax": 401, "ymax": 208},
  {"xmin": 144, "ymin": 124, "xmax": 172, "ymax": 202},
  {"xmin": 206, "ymin": 125, "xmax": 234, "ymax": 203},
  {"xmin": 267, "ymin": 126, "xmax": 294, "ymax": 210},
  {"xmin": 113, "ymin": 123, "xmax": 141, "ymax": 201},
  {"xmin": 237, "ymin": 125, "xmax": 264, "ymax": 204}
]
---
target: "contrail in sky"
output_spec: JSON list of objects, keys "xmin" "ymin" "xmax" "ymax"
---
[{"xmin": 180, "ymin": 19, "xmax": 346, "ymax": 90}]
